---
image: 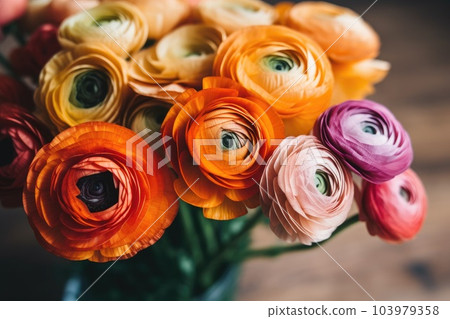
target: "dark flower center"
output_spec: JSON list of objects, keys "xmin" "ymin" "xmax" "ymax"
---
[
  {"xmin": 76, "ymin": 171, "xmax": 119, "ymax": 213},
  {"xmin": 0, "ymin": 136, "xmax": 17, "ymax": 167},
  {"xmin": 221, "ymin": 130, "xmax": 243, "ymax": 150},
  {"xmin": 400, "ymin": 186, "xmax": 411, "ymax": 202},
  {"xmin": 70, "ymin": 70, "xmax": 110, "ymax": 109}
]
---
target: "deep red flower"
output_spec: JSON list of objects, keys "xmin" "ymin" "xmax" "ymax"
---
[
  {"xmin": 0, "ymin": 103, "xmax": 52, "ymax": 207},
  {"xmin": 0, "ymin": 75, "xmax": 34, "ymax": 110},
  {"xmin": 10, "ymin": 24, "xmax": 61, "ymax": 79}
]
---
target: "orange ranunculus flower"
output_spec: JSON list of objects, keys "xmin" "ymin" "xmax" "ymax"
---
[
  {"xmin": 213, "ymin": 25, "xmax": 333, "ymax": 136},
  {"xmin": 161, "ymin": 77, "xmax": 284, "ymax": 220},
  {"xmin": 331, "ymin": 59, "xmax": 390, "ymax": 105},
  {"xmin": 104, "ymin": 0, "xmax": 191, "ymax": 40},
  {"xmin": 129, "ymin": 24, "xmax": 226, "ymax": 90},
  {"xmin": 285, "ymin": 1, "xmax": 380, "ymax": 63},
  {"xmin": 34, "ymin": 43, "xmax": 129, "ymax": 132},
  {"xmin": 196, "ymin": 0, "xmax": 278, "ymax": 35},
  {"xmin": 23, "ymin": 122, "xmax": 179, "ymax": 262},
  {"xmin": 58, "ymin": 1, "xmax": 147, "ymax": 58},
  {"xmin": 122, "ymin": 94, "xmax": 172, "ymax": 134},
  {"xmin": 274, "ymin": 1, "xmax": 293, "ymax": 25}
]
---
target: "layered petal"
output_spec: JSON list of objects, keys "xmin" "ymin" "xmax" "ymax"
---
[
  {"xmin": 105, "ymin": 0, "xmax": 191, "ymax": 39},
  {"xmin": 58, "ymin": 1, "xmax": 148, "ymax": 58},
  {"xmin": 260, "ymin": 136, "xmax": 354, "ymax": 244},
  {"xmin": 161, "ymin": 76, "xmax": 284, "ymax": 220},
  {"xmin": 314, "ymin": 100, "xmax": 413, "ymax": 183},
  {"xmin": 285, "ymin": 1, "xmax": 380, "ymax": 63},
  {"xmin": 197, "ymin": 0, "xmax": 277, "ymax": 34},
  {"xmin": 331, "ymin": 59, "xmax": 390, "ymax": 105},
  {"xmin": 34, "ymin": 43, "xmax": 129, "ymax": 132},
  {"xmin": 0, "ymin": 103, "xmax": 52, "ymax": 207},
  {"xmin": 360, "ymin": 169, "xmax": 427, "ymax": 243},
  {"xmin": 213, "ymin": 25, "xmax": 334, "ymax": 136},
  {"xmin": 23, "ymin": 122, "xmax": 178, "ymax": 262},
  {"xmin": 129, "ymin": 24, "xmax": 226, "ymax": 89}
]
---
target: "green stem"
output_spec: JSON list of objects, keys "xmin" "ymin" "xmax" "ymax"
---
[
  {"xmin": 198, "ymin": 211, "xmax": 264, "ymax": 287},
  {"xmin": 238, "ymin": 214, "xmax": 360, "ymax": 261},
  {"xmin": 179, "ymin": 201, "xmax": 205, "ymax": 266}
]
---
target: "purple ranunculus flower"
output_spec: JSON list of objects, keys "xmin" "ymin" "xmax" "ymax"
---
[{"xmin": 313, "ymin": 100, "xmax": 413, "ymax": 183}]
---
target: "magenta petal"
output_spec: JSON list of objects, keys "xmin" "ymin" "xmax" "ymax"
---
[{"xmin": 313, "ymin": 100, "xmax": 413, "ymax": 183}]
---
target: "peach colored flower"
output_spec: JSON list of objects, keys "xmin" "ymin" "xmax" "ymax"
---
[
  {"xmin": 260, "ymin": 136, "xmax": 354, "ymax": 244},
  {"xmin": 285, "ymin": 1, "xmax": 380, "ymax": 63}
]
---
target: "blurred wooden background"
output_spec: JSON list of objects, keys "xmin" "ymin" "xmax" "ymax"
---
[
  {"xmin": 238, "ymin": 0, "xmax": 450, "ymax": 300},
  {"xmin": 1, "ymin": 0, "xmax": 449, "ymax": 300}
]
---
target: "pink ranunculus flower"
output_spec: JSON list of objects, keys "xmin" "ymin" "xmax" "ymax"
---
[
  {"xmin": 314, "ymin": 99, "xmax": 413, "ymax": 184},
  {"xmin": 360, "ymin": 169, "xmax": 427, "ymax": 243},
  {"xmin": 0, "ymin": 0, "xmax": 28, "ymax": 26},
  {"xmin": 260, "ymin": 136, "xmax": 354, "ymax": 244}
]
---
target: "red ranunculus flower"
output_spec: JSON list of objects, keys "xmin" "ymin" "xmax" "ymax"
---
[
  {"xmin": 0, "ymin": 103, "xmax": 52, "ymax": 207},
  {"xmin": 10, "ymin": 24, "xmax": 61, "ymax": 79},
  {"xmin": 360, "ymin": 169, "xmax": 427, "ymax": 243},
  {"xmin": 0, "ymin": 75, "xmax": 34, "ymax": 110}
]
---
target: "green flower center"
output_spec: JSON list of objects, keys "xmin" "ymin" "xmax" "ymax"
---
[
  {"xmin": 95, "ymin": 16, "xmax": 120, "ymax": 26},
  {"xmin": 399, "ymin": 187, "xmax": 411, "ymax": 202},
  {"xmin": 315, "ymin": 170, "xmax": 331, "ymax": 196},
  {"xmin": 262, "ymin": 55, "xmax": 295, "ymax": 72},
  {"xmin": 69, "ymin": 70, "xmax": 109, "ymax": 109},
  {"xmin": 221, "ymin": 131, "xmax": 243, "ymax": 150},
  {"xmin": 362, "ymin": 123, "xmax": 377, "ymax": 135}
]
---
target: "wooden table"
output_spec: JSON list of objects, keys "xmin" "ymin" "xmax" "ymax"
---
[
  {"xmin": 237, "ymin": 0, "xmax": 450, "ymax": 300},
  {"xmin": 1, "ymin": 0, "xmax": 449, "ymax": 300}
]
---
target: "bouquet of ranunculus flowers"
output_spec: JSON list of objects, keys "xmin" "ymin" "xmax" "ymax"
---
[{"xmin": 0, "ymin": 0, "xmax": 427, "ymax": 300}]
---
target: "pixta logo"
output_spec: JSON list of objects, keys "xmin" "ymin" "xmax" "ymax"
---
[{"xmin": 126, "ymin": 129, "xmax": 171, "ymax": 176}]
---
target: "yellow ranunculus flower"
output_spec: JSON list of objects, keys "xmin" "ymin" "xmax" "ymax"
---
[
  {"xmin": 122, "ymin": 94, "xmax": 172, "ymax": 134},
  {"xmin": 331, "ymin": 59, "xmax": 390, "ymax": 105},
  {"xmin": 128, "ymin": 24, "xmax": 226, "ymax": 90},
  {"xmin": 285, "ymin": 1, "xmax": 380, "ymax": 63},
  {"xmin": 104, "ymin": 0, "xmax": 191, "ymax": 39},
  {"xmin": 34, "ymin": 43, "xmax": 129, "ymax": 132},
  {"xmin": 197, "ymin": 0, "xmax": 277, "ymax": 34},
  {"xmin": 213, "ymin": 25, "xmax": 334, "ymax": 136},
  {"xmin": 58, "ymin": 1, "xmax": 147, "ymax": 58},
  {"xmin": 274, "ymin": 1, "xmax": 294, "ymax": 25}
]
